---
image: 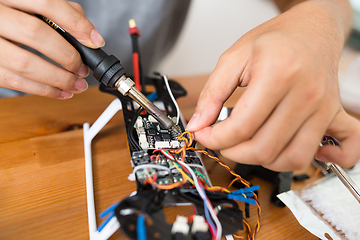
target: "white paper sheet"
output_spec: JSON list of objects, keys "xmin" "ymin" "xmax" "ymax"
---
[{"xmin": 277, "ymin": 191, "xmax": 341, "ymax": 240}]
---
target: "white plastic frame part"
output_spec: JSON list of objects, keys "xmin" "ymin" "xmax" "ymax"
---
[{"xmin": 83, "ymin": 99, "xmax": 123, "ymax": 240}]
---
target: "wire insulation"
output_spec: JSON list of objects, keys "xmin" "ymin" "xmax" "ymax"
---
[{"xmin": 163, "ymin": 75, "xmax": 180, "ymax": 124}]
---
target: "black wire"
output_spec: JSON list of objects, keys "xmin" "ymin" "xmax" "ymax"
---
[
  {"xmin": 127, "ymin": 106, "xmax": 143, "ymax": 151},
  {"xmin": 126, "ymin": 117, "xmax": 137, "ymax": 151},
  {"xmin": 129, "ymin": 107, "xmax": 142, "ymax": 151}
]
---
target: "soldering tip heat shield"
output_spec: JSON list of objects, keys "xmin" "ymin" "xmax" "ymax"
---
[
  {"xmin": 115, "ymin": 75, "xmax": 135, "ymax": 95},
  {"xmin": 115, "ymin": 77, "xmax": 175, "ymax": 130}
]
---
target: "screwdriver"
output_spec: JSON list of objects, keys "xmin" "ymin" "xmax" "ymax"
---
[
  {"xmin": 36, "ymin": 15, "xmax": 176, "ymax": 131},
  {"xmin": 316, "ymin": 137, "xmax": 360, "ymax": 203}
]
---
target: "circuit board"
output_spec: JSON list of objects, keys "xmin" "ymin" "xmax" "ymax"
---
[
  {"xmin": 100, "ymin": 76, "xmax": 247, "ymax": 240},
  {"xmin": 131, "ymin": 114, "xmax": 210, "ymax": 187},
  {"xmin": 134, "ymin": 115, "xmax": 182, "ymax": 149}
]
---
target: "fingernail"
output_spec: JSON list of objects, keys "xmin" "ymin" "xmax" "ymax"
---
[
  {"xmin": 60, "ymin": 91, "xmax": 74, "ymax": 99},
  {"xmin": 315, "ymin": 155, "xmax": 328, "ymax": 162},
  {"xmin": 77, "ymin": 64, "xmax": 89, "ymax": 77},
  {"xmin": 91, "ymin": 29, "xmax": 105, "ymax": 47},
  {"xmin": 186, "ymin": 113, "xmax": 200, "ymax": 131},
  {"xmin": 75, "ymin": 78, "xmax": 88, "ymax": 92}
]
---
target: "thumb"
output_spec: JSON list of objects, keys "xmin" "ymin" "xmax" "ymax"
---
[{"xmin": 316, "ymin": 109, "xmax": 360, "ymax": 168}]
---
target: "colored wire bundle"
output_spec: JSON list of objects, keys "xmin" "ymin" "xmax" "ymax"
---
[
  {"xmin": 139, "ymin": 131, "xmax": 261, "ymax": 240},
  {"xmin": 175, "ymin": 131, "xmax": 262, "ymax": 240},
  {"xmin": 127, "ymin": 129, "xmax": 261, "ymax": 239},
  {"xmin": 146, "ymin": 145, "xmax": 222, "ymax": 239}
]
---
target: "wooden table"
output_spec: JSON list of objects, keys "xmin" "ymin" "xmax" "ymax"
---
[{"xmin": 0, "ymin": 75, "xmax": 323, "ymax": 239}]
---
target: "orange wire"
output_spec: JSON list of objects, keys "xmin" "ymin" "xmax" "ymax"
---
[
  {"xmin": 176, "ymin": 131, "xmax": 262, "ymax": 240},
  {"xmin": 310, "ymin": 166, "xmax": 322, "ymax": 178},
  {"xmin": 148, "ymin": 131, "xmax": 261, "ymax": 239},
  {"xmin": 228, "ymin": 178, "xmax": 238, "ymax": 189},
  {"xmin": 147, "ymin": 175, "xmax": 185, "ymax": 190},
  {"xmin": 233, "ymin": 234, "xmax": 246, "ymax": 239}
]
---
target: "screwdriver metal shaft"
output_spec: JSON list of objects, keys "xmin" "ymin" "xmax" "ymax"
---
[
  {"xmin": 317, "ymin": 142, "xmax": 360, "ymax": 203},
  {"xmin": 323, "ymin": 162, "xmax": 360, "ymax": 203}
]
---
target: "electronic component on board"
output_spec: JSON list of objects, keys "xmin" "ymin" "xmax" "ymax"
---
[{"xmin": 134, "ymin": 115, "xmax": 183, "ymax": 150}]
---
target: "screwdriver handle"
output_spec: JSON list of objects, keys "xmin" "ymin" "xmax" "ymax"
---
[{"xmin": 36, "ymin": 15, "xmax": 126, "ymax": 87}]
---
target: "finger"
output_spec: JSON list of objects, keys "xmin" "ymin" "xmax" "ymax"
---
[
  {"xmin": 261, "ymin": 109, "xmax": 331, "ymax": 172},
  {"xmin": 193, "ymin": 47, "xmax": 295, "ymax": 150},
  {"xmin": 1, "ymin": 0, "xmax": 104, "ymax": 48},
  {"xmin": 186, "ymin": 51, "xmax": 248, "ymax": 132},
  {"xmin": 66, "ymin": 1, "xmax": 91, "ymax": 77},
  {"xmin": 316, "ymin": 110, "xmax": 360, "ymax": 168},
  {"xmin": 0, "ymin": 65, "xmax": 73, "ymax": 99},
  {"xmin": 219, "ymin": 80, "xmax": 323, "ymax": 166},
  {"xmin": 0, "ymin": 4, "xmax": 83, "ymax": 74},
  {"xmin": 217, "ymin": 96, "xmax": 330, "ymax": 171},
  {"xmin": 68, "ymin": 2, "xmax": 86, "ymax": 16},
  {"xmin": 0, "ymin": 37, "xmax": 88, "ymax": 93}
]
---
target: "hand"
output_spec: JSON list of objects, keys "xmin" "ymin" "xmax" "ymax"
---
[
  {"xmin": 316, "ymin": 109, "xmax": 360, "ymax": 169},
  {"xmin": 0, "ymin": 0, "xmax": 104, "ymax": 99},
  {"xmin": 186, "ymin": 1, "xmax": 360, "ymax": 171}
]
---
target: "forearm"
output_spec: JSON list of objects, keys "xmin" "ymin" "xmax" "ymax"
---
[{"xmin": 273, "ymin": 0, "xmax": 353, "ymax": 39}]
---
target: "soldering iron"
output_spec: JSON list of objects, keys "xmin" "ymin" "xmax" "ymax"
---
[{"xmin": 36, "ymin": 15, "xmax": 176, "ymax": 131}]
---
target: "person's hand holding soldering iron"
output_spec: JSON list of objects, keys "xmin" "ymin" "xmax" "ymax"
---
[
  {"xmin": 0, "ymin": 0, "xmax": 97, "ymax": 99},
  {"xmin": 187, "ymin": 0, "xmax": 360, "ymax": 171}
]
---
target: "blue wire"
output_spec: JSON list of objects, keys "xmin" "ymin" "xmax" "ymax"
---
[
  {"xmin": 204, "ymin": 199, "xmax": 216, "ymax": 231},
  {"xmin": 228, "ymin": 194, "xmax": 257, "ymax": 205},
  {"xmin": 231, "ymin": 185, "xmax": 260, "ymax": 195},
  {"xmin": 97, "ymin": 202, "xmax": 119, "ymax": 232},
  {"xmin": 99, "ymin": 202, "xmax": 118, "ymax": 218},
  {"xmin": 199, "ymin": 183, "xmax": 216, "ymax": 232},
  {"xmin": 137, "ymin": 214, "xmax": 147, "ymax": 240},
  {"xmin": 146, "ymin": 91, "xmax": 158, "ymax": 102},
  {"xmin": 97, "ymin": 212, "xmax": 115, "ymax": 232}
]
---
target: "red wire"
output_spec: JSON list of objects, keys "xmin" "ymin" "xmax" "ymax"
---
[
  {"xmin": 205, "ymin": 219, "xmax": 217, "ymax": 240},
  {"xmin": 132, "ymin": 52, "xmax": 141, "ymax": 91}
]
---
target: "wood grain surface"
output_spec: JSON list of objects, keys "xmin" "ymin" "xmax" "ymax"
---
[{"xmin": 0, "ymin": 75, "xmax": 327, "ymax": 240}]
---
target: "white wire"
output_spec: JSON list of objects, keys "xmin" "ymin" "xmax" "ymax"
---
[
  {"xmin": 133, "ymin": 164, "xmax": 170, "ymax": 174},
  {"xmin": 176, "ymin": 160, "xmax": 222, "ymax": 240},
  {"xmin": 163, "ymin": 75, "xmax": 180, "ymax": 125},
  {"xmin": 187, "ymin": 164, "xmax": 207, "ymax": 175}
]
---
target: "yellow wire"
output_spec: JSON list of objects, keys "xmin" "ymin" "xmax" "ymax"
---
[
  {"xmin": 175, "ymin": 131, "xmax": 262, "ymax": 240},
  {"xmin": 174, "ymin": 162, "xmax": 195, "ymax": 185},
  {"xmin": 206, "ymin": 186, "xmax": 231, "ymax": 193}
]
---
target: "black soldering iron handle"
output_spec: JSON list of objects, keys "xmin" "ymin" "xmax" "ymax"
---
[{"xmin": 35, "ymin": 15, "xmax": 125, "ymax": 87}]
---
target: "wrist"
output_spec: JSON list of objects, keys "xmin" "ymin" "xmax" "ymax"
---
[{"xmin": 272, "ymin": 2, "xmax": 348, "ymax": 60}]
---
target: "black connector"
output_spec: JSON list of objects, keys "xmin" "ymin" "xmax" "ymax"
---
[
  {"xmin": 171, "ymin": 232, "xmax": 185, "ymax": 240},
  {"xmin": 293, "ymin": 174, "xmax": 310, "ymax": 181},
  {"xmin": 36, "ymin": 15, "xmax": 126, "ymax": 87},
  {"xmin": 193, "ymin": 231, "xmax": 212, "ymax": 240}
]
